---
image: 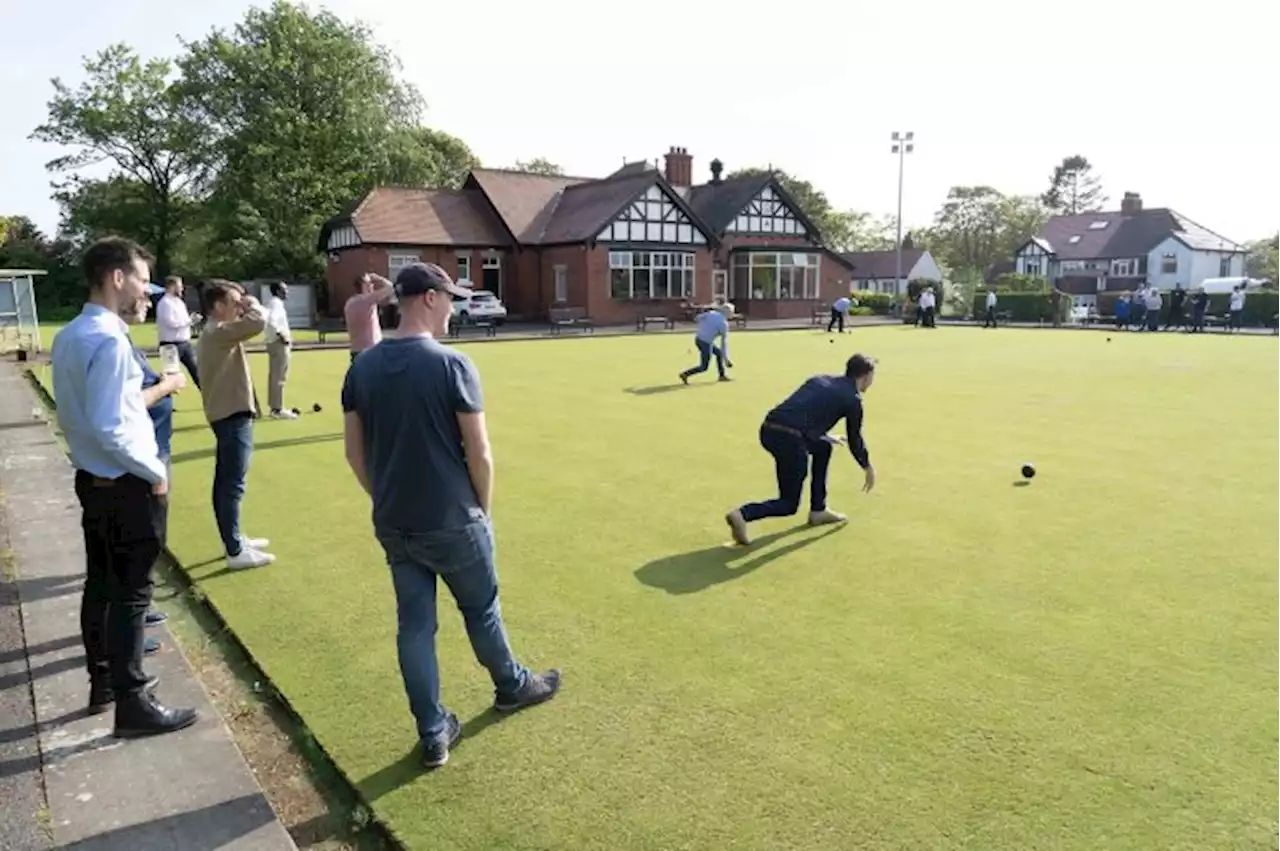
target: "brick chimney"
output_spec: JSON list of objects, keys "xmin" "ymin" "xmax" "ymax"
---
[
  {"xmin": 663, "ymin": 146, "xmax": 693, "ymax": 187},
  {"xmin": 1121, "ymin": 191, "xmax": 1143, "ymax": 215}
]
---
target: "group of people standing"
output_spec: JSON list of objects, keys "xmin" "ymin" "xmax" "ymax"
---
[{"xmin": 1113, "ymin": 283, "xmax": 1247, "ymax": 333}]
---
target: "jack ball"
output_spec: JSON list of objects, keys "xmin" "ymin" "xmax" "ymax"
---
[
  {"xmin": 312, "ymin": 403, "xmax": 322, "ymax": 413},
  {"xmin": 1021, "ymin": 463, "xmax": 1036, "ymax": 479},
  {"xmin": 290, "ymin": 407, "xmax": 301, "ymax": 416},
  {"xmin": 1106, "ymin": 337, "xmax": 1112, "ymax": 342}
]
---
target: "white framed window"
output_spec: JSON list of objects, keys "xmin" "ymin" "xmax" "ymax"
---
[
  {"xmin": 1161, "ymin": 253, "xmax": 1177, "ymax": 274},
  {"xmin": 1024, "ymin": 260, "xmax": 1042, "ymax": 276},
  {"xmin": 608, "ymin": 251, "xmax": 694, "ymax": 300},
  {"xmin": 553, "ymin": 265, "xmax": 568, "ymax": 303},
  {"xmin": 388, "ymin": 253, "xmax": 420, "ymax": 278},
  {"xmin": 729, "ymin": 253, "xmax": 820, "ymax": 300},
  {"xmin": 712, "ymin": 269, "xmax": 727, "ymax": 299},
  {"xmin": 1111, "ymin": 258, "xmax": 1136, "ymax": 276},
  {"xmin": 1218, "ymin": 256, "xmax": 1231, "ymax": 277},
  {"xmin": 456, "ymin": 254, "xmax": 471, "ymax": 282}
]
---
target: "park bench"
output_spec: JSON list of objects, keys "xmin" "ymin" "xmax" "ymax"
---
[
  {"xmin": 549, "ymin": 306, "xmax": 594, "ymax": 335},
  {"xmin": 316, "ymin": 317, "xmax": 347, "ymax": 343},
  {"xmin": 449, "ymin": 318, "xmax": 498, "ymax": 339},
  {"xmin": 636, "ymin": 312, "xmax": 676, "ymax": 332}
]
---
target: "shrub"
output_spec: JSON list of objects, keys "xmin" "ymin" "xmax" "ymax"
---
[
  {"xmin": 1096, "ymin": 290, "xmax": 1278, "ymax": 326},
  {"xmin": 971, "ymin": 291, "xmax": 1070, "ymax": 324},
  {"xmin": 850, "ymin": 290, "xmax": 893, "ymax": 314},
  {"xmin": 906, "ymin": 279, "xmax": 942, "ymax": 302},
  {"xmin": 992, "ymin": 273, "xmax": 1048, "ymax": 293}
]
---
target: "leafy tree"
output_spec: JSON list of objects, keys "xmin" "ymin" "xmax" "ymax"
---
[
  {"xmin": 917, "ymin": 187, "xmax": 1049, "ymax": 280},
  {"xmin": 0, "ymin": 216, "xmax": 82, "ymax": 317},
  {"xmin": 177, "ymin": 0, "xmax": 430, "ymax": 279},
  {"xmin": 386, "ymin": 127, "xmax": 480, "ymax": 189},
  {"xmin": 515, "ymin": 157, "xmax": 564, "ymax": 176},
  {"xmin": 1041, "ymin": 155, "xmax": 1107, "ymax": 215},
  {"xmin": 1244, "ymin": 234, "xmax": 1278, "ymax": 282},
  {"xmin": 29, "ymin": 44, "xmax": 206, "ymax": 279},
  {"xmin": 844, "ymin": 212, "xmax": 897, "ymax": 251}
]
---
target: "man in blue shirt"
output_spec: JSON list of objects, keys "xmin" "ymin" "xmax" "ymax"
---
[
  {"xmin": 725, "ymin": 354, "xmax": 878, "ymax": 545},
  {"xmin": 828, "ymin": 295, "xmax": 852, "ymax": 333},
  {"xmin": 51, "ymin": 236, "xmax": 197, "ymax": 737},
  {"xmin": 342, "ymin": 262, "xmax": 561, "ymax": 770},
  {"xmin": 679, "ymin": 305, "xmax": 731, "ymax": 384}
]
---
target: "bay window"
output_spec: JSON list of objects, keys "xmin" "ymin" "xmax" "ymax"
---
[
  {"xmin": 731, "ymin": 252, "xmax": 820, "ymax": 300},
  {"xmin": 609, "ymin": 251, "xmax": 694, "ymax": 300}
]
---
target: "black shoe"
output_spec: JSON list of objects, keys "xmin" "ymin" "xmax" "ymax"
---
[
  {"xmin": 494, "ymin": 669, "xmax": 562, "ymax": 714},
  {"xmin": 420, "ymin": 712, "xmax": 462, "ymax": 770},
  {"xmin": 113, "ymin": 691, "xmax": 198, "ymax": 738},
  {"xmin": 145, "ymin": 609, "xmax": 168, "ymax": 627},
  {"xmin": 88, "ymin": 675, "xmax": 160, "ymax": 715},
  {"xmin": 679, "ymin": 373, "xmax": 689, "ymax": 385}
]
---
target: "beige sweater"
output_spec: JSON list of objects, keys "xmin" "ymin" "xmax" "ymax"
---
[{"xmin": 197, "ymin": 304, "xmax": 266, "ymax": 423}]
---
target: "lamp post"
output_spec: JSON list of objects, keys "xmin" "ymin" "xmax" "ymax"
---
[{"xmin": 891, "ymin": 131, "xmax": 915, "ymax": 296}]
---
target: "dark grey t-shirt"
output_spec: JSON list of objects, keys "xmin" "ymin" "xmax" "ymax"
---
[{"xmin": 341, "ymin": 336, "xmax": 486, "ymax": 534}]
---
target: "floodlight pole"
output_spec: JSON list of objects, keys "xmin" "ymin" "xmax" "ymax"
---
[{"xmin": 891, "ymin": 131, "xmax": 915, "ymax": 296}]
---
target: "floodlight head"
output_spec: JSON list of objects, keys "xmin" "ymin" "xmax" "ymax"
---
[
  {"xmin": 905, "ymin": 131, "xmax": 915, "ymax": 141},
  {"xmin": 905, "ymin": 144, "xmax": 914, "ymax": 153},
  {"xmin": 891, "ymin": 145, "xmax": 900, "ymax": 153},
  {"xmin": 891, "ymin": 131, "xmax": 901, "ymax": 141}
]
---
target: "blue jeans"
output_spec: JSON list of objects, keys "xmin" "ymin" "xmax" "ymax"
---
[
  {"xmin": 739, "ymin": 424, "xmax": 832, "ymax": 522},
  {"xmin": 376, "ymin": 520, "xmax": 529, "ymax": 743},
  {"xmin": 681, "ymin": 338, "xmax": 725, "ymax": 379},
  {"xmin": 211, "ymin": 413, "xmax": 254, "ymax": 556}
]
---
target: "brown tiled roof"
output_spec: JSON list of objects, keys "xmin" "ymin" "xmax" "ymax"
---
[
  {"xmin": 841, "ymin": 249, "xmax": 926, "ymax": 279},
  {"xmin": 329, "ymin": 187, "xmax": 509, "ymax": 247},
  {"xmin": 466, "ymin": 169, "xmax": 590, "ymax": 243},
  {"xmin": 1033, "ymin": 207, "xmax": 1243, "ymax": 260},
  {"xmin": 539, "ymin": 172, "xmax": 657, "ymax": 243}
]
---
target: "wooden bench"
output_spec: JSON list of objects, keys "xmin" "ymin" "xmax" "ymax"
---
[
  {"xmin": 449, "ymin": 318, "xmax": 498, "ymax": 338},
  {"xmin": 316, "ymin": 317, "xmax": 347, "ymax": 343},
  {"xmin": 636, "ymin": 313, "xmax": 676, "ymax": 331},
  {"xmin": 811, "ymin": 304, "xmax": 829, "ymax": 326},
  {"xmin": 730, "ymin": 313, "xmax": 747, "ymax": 329},
  {"xmin": 549, "ymin": 306, "xmax": 594, "ymax": 335},
  {"xmin": 1202, "ymin": 313, "xmax": 1231, "ymax": 331}
]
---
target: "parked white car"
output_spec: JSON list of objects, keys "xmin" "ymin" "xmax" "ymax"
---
[{"xmin": 451, "ymin": 287, "xmax": 508, "ymax": 325}]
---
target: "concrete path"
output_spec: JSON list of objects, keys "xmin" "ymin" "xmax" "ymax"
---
[{"xmin": 0, "ymin": 364, "xmax": 296, "ymax": 851}]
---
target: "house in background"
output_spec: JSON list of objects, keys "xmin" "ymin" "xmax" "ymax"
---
[
  {"xmin": 1013, "ymin": 192, "xmax": 1246, "ymax": 307},
  {"xmin": 318, "ymin": 147, "xmax": 854, "ymax": 324},
  {"xmin": 840, "ymin": 247, "xmax": 944, "ymax": 294}
]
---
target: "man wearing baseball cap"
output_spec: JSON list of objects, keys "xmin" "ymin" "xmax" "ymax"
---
[{"xmin": 341, "ymin": 262, "xmax": 561, "ymax": 769}]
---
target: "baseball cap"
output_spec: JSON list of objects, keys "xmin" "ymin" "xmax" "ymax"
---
[{"xmin": 394, "ymin": 262, "xmax": 472, "ymax": 299}]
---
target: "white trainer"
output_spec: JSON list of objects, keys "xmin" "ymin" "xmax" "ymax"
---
[
  {"xmin": 808, "ymin": 509, "xmax": 848, "ymax": 526},
  {"xmin": 240, "ymin": 537, "xmax": 270, "ymax": 550},
  {"xmin": 227, "ymin": 548, "xmax": 275, "ymax": 570}
]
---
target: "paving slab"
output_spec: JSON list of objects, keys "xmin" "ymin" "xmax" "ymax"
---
[{"xmin": 0, "ymin": 363, "xmax": 296, "ymax": 851}]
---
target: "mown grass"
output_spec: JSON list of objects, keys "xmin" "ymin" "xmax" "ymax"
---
[{"xmin": 32, "ymin": 325, "xmax": 1280, "ymax": 851}]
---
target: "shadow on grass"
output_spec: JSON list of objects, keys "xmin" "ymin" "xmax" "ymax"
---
[
  {"xmin": 171, "ymin": 432, "xmax": 342, "ymax": 464},
  {"xmin": 1012, "ymin": 480, "xmax": 1031, "ymax": 488},
  {"xmin": 623, "ymin": 382, "xmax": 714, "ymax": 396},
  {"xmin": 355, "ymin": 708, "xmax": 509, "ymax": 801},
  {"xmin": 634, "ymin": 524, "xmax": 843, "ymax": 594}
]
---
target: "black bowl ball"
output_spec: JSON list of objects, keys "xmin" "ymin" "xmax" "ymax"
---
[
  {"xmin": 1021, "ymin": 463, "xmax": 1036, "ymax": 479},
  {"xmin": 312, "ymin": 403, "xmax": 322, "ymax": 413},
  {"xmin": 291, "ymin": 407, "xmax": 301, "ymax": 416}
]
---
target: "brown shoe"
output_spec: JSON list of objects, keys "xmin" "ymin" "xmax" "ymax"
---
[{"xmin": 725, "ymin": 509, "xmax": 750, "ymax": 545}]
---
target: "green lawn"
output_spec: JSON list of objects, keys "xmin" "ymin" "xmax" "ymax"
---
[{"xmin": 31, "ymin": 326, "xmax": 1280, "ymax": 850}]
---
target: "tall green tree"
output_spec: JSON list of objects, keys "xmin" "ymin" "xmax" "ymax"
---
[
  {"xmin": 1041, "ymin": 155, "xmax": 1107, "ymax": 215},
  {"xmin": 514, "ymin": 157, "xmax": 564, "ymax": 176},
  {"xmin": 917, "ymin": 186, "xmax": 1049, "ymax": 278},
  {"xmin": 0, "ymin": 216, "xmax": 82, "ymax": 314},
  {"xmin": 845, "ymin": 212, "xmax": 897, "ymax": 251},
  {"xmin": 1244, "ymin": 234, "xmax": 1278, "ymax": 282},
  {"xmin": 177, "ymin": 0, "xmax": 431, "ymax": 279},
  {"xmin": 386, "ymin": 127, "xmax": 480, "ymax": 189},
  {"xmin": 29, "ymin": 44, "xmax": 206, "ymax": 279}
]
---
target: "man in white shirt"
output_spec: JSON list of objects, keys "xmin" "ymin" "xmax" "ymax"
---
[
  {"xmin": 827, "ymin": 295, "xmax": 852, "ymax": 333},
  {"xmin": 917, "ymin": 287, "xmax": 937, "ymax": 328},
  {"xmin": 263, "ymin": 282, "xmax": 297, "ymax": 419},
  {"xmin": 155, "ymin": 275, "xmax": 201, "ymax": 388},
  {"xmin": 983, "ymin": 289, "xmax": 998, "ymax": 328},
  {"xmin": 1228, "ymin": 285, "xmax": 1246, "ymax": 332},
  {"xmin": 1143, "ymin": 286, "xmax": 1162, "ymax": 331}
]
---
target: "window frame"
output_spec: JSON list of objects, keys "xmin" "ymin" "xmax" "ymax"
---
[
  {"xmin": 729, "ymin": 252, "xmax": 821, "ymax": 300},
  {"xmin": 608, "ymin": 251, "xmax": 695, "ymax": 300}
]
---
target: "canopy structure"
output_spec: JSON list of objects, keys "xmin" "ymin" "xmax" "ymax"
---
[{"xmin": 0, "ymin": 269, "xmax": 46, "ymax": 354}]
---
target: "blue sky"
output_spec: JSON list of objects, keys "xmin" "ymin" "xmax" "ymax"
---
[{"xmin": 2, "ymin": 0, "xmax": 1276, "ymax": 243}]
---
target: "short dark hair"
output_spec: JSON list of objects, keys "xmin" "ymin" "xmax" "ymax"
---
[
  {"xmin": 202, "ymin": 279, "xmax": 244, "ymax": 314},
  {"xmin": 846, "ymin": 353, "xmax": 877, "ymax": 379},
  {"xmin": 82, "ymin": 237, "xmax": 153, "ymax": 291},
  {"xmin": 269, "ymin": 281, "xmax": 287, "ymax": 299}
]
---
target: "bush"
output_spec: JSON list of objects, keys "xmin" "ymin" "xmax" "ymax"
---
[
  {"xmin": 971, "ymin": 291, "xmax": 1070, "ymax": 324},
  {"xmin": 850, "ymin": 290, "xmax": 893, "ymax": 314},
  {"xmin": 991, "ymin": 273, "xmax": 1048, "ymax": 293},
  {"xmin": 850, "ymin": 305, "xmax": 874, "ymax": 316},
  {"xmin": 906, "ymin": 279, "xmax": 941, "ymax": 302},
  {"xmin": 1096, "ymin": 290, "xmax": 1278, "ymax": 326}
]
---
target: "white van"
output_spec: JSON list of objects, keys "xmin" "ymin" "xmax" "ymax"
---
[{"xmin": 1198, "ymin": 277, "xmax": 1268, "ymax": 294}]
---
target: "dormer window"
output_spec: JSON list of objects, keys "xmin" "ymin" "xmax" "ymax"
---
[{"xmin": 1068, "ymin": 235, "xmax": 1082, "ymax": 244}]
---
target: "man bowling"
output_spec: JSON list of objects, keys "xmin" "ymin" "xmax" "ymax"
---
[{"xmin": 725, "ymin": 354, "xmax": 877, "ymax": 545}]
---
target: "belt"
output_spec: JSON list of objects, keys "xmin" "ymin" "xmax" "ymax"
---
[{"xmin": 762, "ymin": 420, "xmax": 803, "ymax": 438}]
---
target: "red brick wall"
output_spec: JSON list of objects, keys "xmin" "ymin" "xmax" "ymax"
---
[{"xmin": 323, "ymin": 245, "xmax": 512, "ymax": 317}]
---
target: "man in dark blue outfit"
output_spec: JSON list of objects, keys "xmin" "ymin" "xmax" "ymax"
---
[{"xmin": 726, "ymin": 354, "xmax": 877, "ymax": 545}]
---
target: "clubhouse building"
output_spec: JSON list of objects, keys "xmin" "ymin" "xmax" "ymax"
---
[{"xmin": 318, "ymin": 147, "xmax": 855, "ymax": 324}]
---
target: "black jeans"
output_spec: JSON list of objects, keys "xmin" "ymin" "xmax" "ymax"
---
[
  {"xmin": 827, "ymin": 309, "xmax": 845, "ymax": 333},
  {"xmin": 75, "ymin": 471, "xmax": 161, "ymax": 697},
  {"xmin": 984, "ymin": 307, "xmax": 997, "ymax": 328},
  {"xmin": 739, "ymin": 423, "xmax": 832, "ymax": 522},
  {"xmin": 159, "ymin": 339, "xmax": 200, "ymax": 389}
]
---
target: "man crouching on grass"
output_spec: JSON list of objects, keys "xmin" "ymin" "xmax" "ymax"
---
[
  {"xmin": 341, "ymin": 261, "xmax": 561, "ymax": 770},
  {"xmin": 726, "ymin": 354, "xmax": 878, "ymax": 546}
]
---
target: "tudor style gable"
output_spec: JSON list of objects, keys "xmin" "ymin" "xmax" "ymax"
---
[
  {"xmin": 726, "ymin": 184, "xmax": 808, "ymax": 238},
  {"xmin": 596, "ymin": 184, "xmax": 708, "ymax": 246}
]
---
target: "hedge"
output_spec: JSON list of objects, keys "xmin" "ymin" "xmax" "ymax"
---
[
  {"xmin": 850, "ymin": 290, "xmax": 894, "ymax": 315},
  {"xmin": 1095, "ymin": 291, "xmax": 1278, "ymax": 326},
  {"xmin": 970, "ymin": 292, "xmax": 1070, "ymax": 324}
]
